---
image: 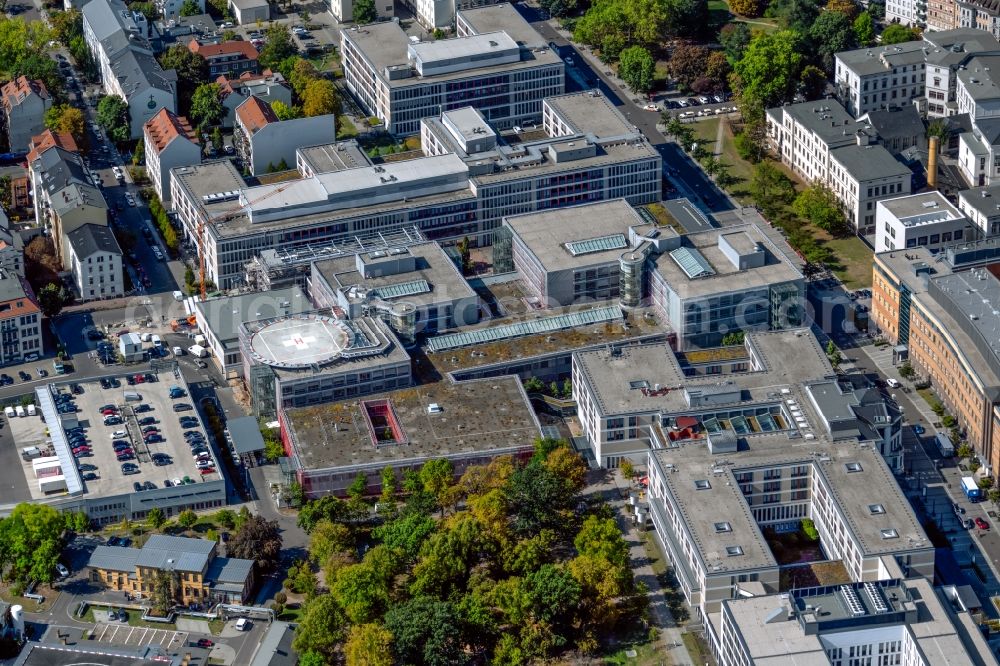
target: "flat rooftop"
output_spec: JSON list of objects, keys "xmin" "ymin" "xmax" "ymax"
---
[
  {"xmin": 545, "ymin": 91, "xmax": 638, "ymax": 140},
  {"xmin": 196, "ymin": 285, "xmax": 309, "ymax": 346},
  {"xmin": 931, "ymin": 269, "xmax": 1000, "ymax": 377},
  {"xmin": 574, "ymin": 328, "xmax": 832, "ymax": 417},
  {"xmin": 313, "ymin": 242, "xmax": 476, "ymax": 307},
  {"xmin": 459, "ymin": 4, "xmax": 549, "ymax": 48},
  {"xmin": 283, "ymin": 376, "xmax": 541, "ymax": 471},
  {"xmin": 171, "ymin": 159, "xmax": 245, "ymax": 207},
  {"xmin": 14, "ymin": 643, "xmax": 198, "ymax": 666},
  {"xmin": 342, "ymin": 15, "xmax": 560, "ymax": 89},
  {"xmin": 652, "ymin": 224, "xmax": 803, "ymax": 300},
  {"xmin": 297, "ymin": 140, "xmax": 371, "ymax": 174},
  {"xmin": 504, "ymin": 199, "xmax": 669, "ymax": 272},
  {"xmin": 879, "ymin": 191, "xmax": 965, "ymax": 226}
]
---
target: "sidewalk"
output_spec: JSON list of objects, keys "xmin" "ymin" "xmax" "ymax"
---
[{"xmin": 855, "ymin": 344, "xmax": 939, "ymax": 425}]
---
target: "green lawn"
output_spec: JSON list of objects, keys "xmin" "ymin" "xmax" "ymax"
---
[
  {"xmin": 821, "ymin": 234, "xmax": 875, "ymax": 289},
  {"xmin": 682, "ymin": 632, "xmax": 714, "ymax": 664}
]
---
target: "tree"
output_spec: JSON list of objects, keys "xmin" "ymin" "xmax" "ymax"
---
[
  {"xmin": 703, "ymin": 52, "xmax": 732, "ymax": 94},
  {"xmin": 508, "ymin": 459, "xmax": 578, "ymax": 535},
  {"xmin": 212, "ymin": 126, "xmax": 224, "ymax": 154},
  {"xmin": 147, "ymin": 507, "xmax": 166, "ymax": 530},
  {"xmin": 958, "ymin": 443, "xmax": 974, "ymax": 459},
  {"xmin": 24, "ymin": 237, "xmax": 61, "ymax": 290},
  {"xmin": 345, "ymin": 623, "xmax": 394, "ymax": 666},
  {"xmin": 37, "ymin": 283, "xmax": 66, "ymax": 318},
  {"xmin": 177, "ymin": 509, "xmax": 198, "ymax": 529},
  {"xmin": 227, "ymin": 513, "xmax": 281, "ymax": 570},
  {"xmin": 730, "ymin": 0, "xmax": 764, "ymax": 16},
  {"xmin": 420, "ymin": 459, "xmax": 455, "ymax": 516},
  {"xmin": 308, "ymin": 519, "xmax": 353, "ymax": 566},
  {"xmin": 620, "ymin": 459, "xmax": 635, "ymax": 482},
  {"xmin": 767, "ymin": 0, "xmax": 820, "ymax": 32},
  {"xmin": 158, "ymin": 45, "xmax": 208, "ymax": 117},
  {"xmin": 190, "ymin": 83, "xmax": 224, "ymax": 130},
  {"xmin": 384, "ymin": 596, "xmax": 467, "ymax": 666},
  {"xmin": 793, "ymin": 184, "xmax": 846, "ymax": 234},
  {"xmin": 293, "ymin": 594, "xmax": 346, "ymax": 659},
  {"xmin": 301, "ymin": 79, "xmax": 339, "ymax": 117},
  {"xmin": 809, "ymin": 11, "xmax": 856, "ymax": 71},
  {"xmin": 800, "ymin": 64, "xmax": 827, "ymax": 100},
  {"xmin": 0, "ymin": 504, "xmax": 68, "ymax": 585},
  {"xmin": 663, "ymin": 116, "xmax": 695, "ymax": 150},
  {"xmin": 96, "ymin": 95, "xmax": 131, "ymax": 143},
  {"xmin": 285, "ymin": 558, "xmax": 319, "ymax": 596},
  {"xmin": 575, "ymin": 516, "xmax": 630, "ymax": 568},
  {"xmin": 664, "ymin": 0, "xmax": 709, "ymax": 38},
  {"xmin": 373, "ymin": 512, "xmax": 437, "ymax": 562},
  {"xmin": 826, "ymin": 0, "xmax": 858, "ymax": 17},
  {"xmin": 298, "ymin": 651, "xmax": 326, "ymax": 666},
  {"xmin": 731, "ymin": 30, "xmax": 803, "ymax": 109},
  {"xmin": 353, "ymin": 0, "xmax": 378, "ymax": 23},
  {"xmin": 853, "ymin": 10, "xmax": 875, "ymax": 46},
  {"xmin": 215, "ymin": 508, "xmax": 236, "ymax": 529},
  {"xmin": 880, "ymin": 23, "xmax": 920, "ymax": 45},
  {"xmin": 618, "ymin": 45, "xmax": 655, "ymax": 93},
  {"xmin": 668, "ymin": 44, "xmax": 709, "ymax": 90},
  {"xmin": 457, "ymin": 236, "xmax": 471, "ymax": 274},
  {"xmin": 179, "ymin": 0, "xmax": 200, "ymax": 15},
  {"xmin": 826, "ymin": 340, "xmax": 842, "ymax": 366},
  {"xmin": 574, "ymin": 0, "xmax": 670, "ymax": 58},
  {"xmin": 132, "ymin": 138, "xmax": 144, "ymax": 165},
  {"xmin": 722, "ymin": 330, "xmax": 745, "ymax": 345},
  {"xmin": 259, "ymin": 24, "xmax": 296, "ymax": 69},
  {"xmin": 297, "ymin": 496, "xmax": 350, "ymax": 532},
  {"xmin": 990, "ymin": 488, "xmax": 1000, "ymax": 505},
  {"xmin": 979, "ymin": 476, "xmax": 995, "ymax": 490},
  {"xmin": 270, "ymin": 101, "xmax": 301, "ymax": 120},
  {"xmin": 44, "ymin": 104, "xmax": 87, "ymax": 150},
  {"xmin": 150, "ymin": 569, "xmax": 178, "ymax": 615},
  {"xmin": 749, "ymin": 161, "xmax": 796, "ymax": 215},
  {"xmin": 720, "ymin": 22, "xmax": 752, "ymax": 65}
]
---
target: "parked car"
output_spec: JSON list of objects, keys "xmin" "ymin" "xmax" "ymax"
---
[
  {"xmin": 55, "ymin": 563, "xmax": 69, "ymax": 578},
  {"xmin": 121, "ymin": 464, "xmax": 139, "ymax": 475},
  {"xmin": 82, "ymin": 472, "xmax": 98, "ymax": 481},
  {"xmin": 198, "ymin": 467, "xmax": 216, "ymax": 475},
  {"xmin": 174, "ymin": 403, "xmax": 193, "ymax": 412},
  {"xmin": 976, "ymin": 517, "xmax": 990, "ymax": 530}
]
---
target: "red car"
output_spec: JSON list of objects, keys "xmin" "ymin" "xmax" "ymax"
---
[
  {"xmin": 198, "ymin": 467, "xmax": 216, "ymax": 475},
  {"xmin": 134, "ymin": 374, "xmax": 145, "ymax": 383},
  {"xmin": 196, "ymin": 639, "xmax": 214, "ymax": 648},
  {"xmin": 101, "ymin": 409, "xmax": 117, "ymax": 416},
  {"xmin": 976, "ymin": 517, "xmax": 990, "ymax": 530}
]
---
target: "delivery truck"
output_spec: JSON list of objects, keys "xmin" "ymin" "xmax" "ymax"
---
[
  {"xmin": 936, "ymin": 432, "xmax": 955, "ymax": 457},
  {"xmin": 961, "ymin": 476, "xmax": 983, "ymax": 502},
  {"xmin": 188, "ymin": 344, "xmax": 208, "ymax": 358}
]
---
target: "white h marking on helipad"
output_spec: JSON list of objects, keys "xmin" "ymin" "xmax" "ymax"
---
[{"xmin": 282, "ymin": 335, "xmax": 316, "ymax": 350}]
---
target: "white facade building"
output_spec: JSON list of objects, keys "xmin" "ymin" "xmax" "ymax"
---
[
  {"xmin": 329, "ymin": 0, "xmax": 393, "ymax": 23},
  {"xmin": 233, "ymin": 96, "xmax": 336, "ymax": 176},
  {"xmin": 1, "ymin": 77, "xmax": 51, "ymax": 153},
  {"xmin": 341, "ymin": 4, "xmax": 564, "ymax": 135},
  {"xmin": 0, "ymin": 270, "xmax": 42, "ymax": 365},
  {"xmin": 228, "ymin": 0, "xmax": 268, "ymax": 23},
  {"xmin": 64, "ymin": 224, "xmax": 124, "ymax": 301},
  {"xmin": 144, "ymin": 108, "xmax": 200, "ymax": 204},
  {"xmin": 875, "ymin": 191, "xmax": 971, "ymax": 253},
  {"xmin": 958, "ymin": 182, "xmax": 1000, "ymax": 236}
]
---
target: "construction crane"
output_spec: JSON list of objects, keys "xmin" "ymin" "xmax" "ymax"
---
[{"xmin": 197, "ymin": 182, "xmax": 295, "ymax": 300}]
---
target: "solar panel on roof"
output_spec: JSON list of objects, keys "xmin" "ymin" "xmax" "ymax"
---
[
  {"xmin": 427, "ymin": 305, "xmax": 623, "ymax": 352},
  {"xmin": 565, "ymin": 234, "xmax": 629, "ymax": 256},
  {"xmin": 670, "ymin": 246, "xmax": 716, "ymax": 279},
  {"xmin": 370, "ymin": 279, "xmax": 431, "ymax": 300}
]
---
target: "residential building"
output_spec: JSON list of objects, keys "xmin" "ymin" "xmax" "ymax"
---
[
  {"xmin": 766, "ymin": 99, "xmax": 914, "ymax": 233},
  {"xmin": 875, "ymin": 191, "xmax": 971, "ymax": 253},
  {"xmin": 10, "ymin": 176, "xmax": 29, "ymax": 210},
  {"xmin": 86, "ymin": 534, "xmax": 255, "ymax": 605},
  {"xmin": 280, "ymin": 375, "xmax": 540, "ymax": 497},
  {"xmin": 188, "ymin": 38, "xmax": 259, "ymax": 78},
  {"xmin": 151, "ymin": 13, "xmax": 217, "ymax": 52},
  {"xmin": 217, "ymin": 71, "xmax": 291, "ymax": 128},
  {"xmin": 858, "ymin": 105, "xmax": 927, "ymax": 156},
  {"xmin": 834, "ymin": 30, "xmax": 1000, "ymax": 118},
  {"xmin": 233, "ymin": 96, "xmax": 336, "ymax": 175},
  {"xmin": 193, "ymin": 286, "xmax": 311, "ymax": 377},
  {"xmin": 872, "ymin": 241, "xmax": 1000, "ymax": 475},
  {"xmin": 930, "ymin": 0, "xmax": 959, "ymax": 29},
  {"xmin": 171, "ymin": 92, "xmax": 660, "ymax": 290},
  {"xmin": 157, "ymin": 0, "xmax": 204, "ymax": 18},
  {"xmin": 804, "ymin": 374, "xmax": 904, "ymax": 472},
  {"xmin": 82, "ymin": 0, "xmax": 177, "ymax": 139},
  {"xmin": 64, "ymin": 223, "xmax": 124, "ymax": 301},
  {"xmin": 240, "ymin": 313, "xmax": 412, "ymax": 418},
  {"xmin": 887, "ymin": 0, "xmax": 926, "ymax": 28},
  {"xmin": 330, "ymin": 0, "xmax": 393, "ymax": 23},
  {"xmin": 1, "ymin": 77, "xmax": 50, "ymax": 152},
  {"xmin": 959, "ymin": 181, "xmax": 1000, "ymax": 234},
  {"xmin": 0, "ymin": 270, "xmax": 42, "ymax": 364},
  {"xmin": 144, "ymin": 108, "xmax": 200, "ymax": 203},
  {"xmin": 341, "ymin": 4, "xmax": 564, "ymax": 134},
  {"xmin": 309, "ymin": 242, "xmax": 480, "ymax": 342},
  {"xmin": 228, "ymin": 0, "xmax": 268, "ymax": 24},
  {"xmin": 715, "ymin": 571, "xmax": 997, "ymax": 665}
]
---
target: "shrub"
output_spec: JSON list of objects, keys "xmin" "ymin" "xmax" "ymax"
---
[{"xmin": 801, "ymin": 518, "xmax": 819, "ymax": 541}]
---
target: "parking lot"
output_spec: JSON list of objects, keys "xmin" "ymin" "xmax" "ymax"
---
[
  {"xmin": 7, "ymin": 375, "xmax": 220, "ymax": 501},
  {"xmin": 91, "ymin": 620, "xmax": 187, "ymax": 649}
]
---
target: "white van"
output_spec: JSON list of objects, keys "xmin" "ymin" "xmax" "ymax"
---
[
  {"xmin": 15, "ymin": 405, "xmax": 25, "ymax": 417},
  {"xmin": 235, "ymin": 618, "xmax": 249, "ymax": 631},
  {"xmin": 4, "ymin": 406, "xmax": 14, "ymax": 418},
  {"xmin": 26, "ymin": 404, "xmax": 36, "ymax": 416},
  {"xmin": 124, "ymin": 391, "xmax": 142, "ymax": 402},
  {"xmin": 152, "ymin": 335, "xmax": 163, "ymax": 348}
]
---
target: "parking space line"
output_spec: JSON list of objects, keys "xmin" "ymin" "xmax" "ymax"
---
[
  {"xmin": 140, "ymin": 627, "xmax": 150, "ymax": 645},
  {"xmin": 126, "ymin": 626, "xmax": 136, "ymax": 644}
]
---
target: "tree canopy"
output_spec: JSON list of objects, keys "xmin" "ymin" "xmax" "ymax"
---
[
  {"xmin": 0, "ymin": 504, "xmax": 67, "ymax": 584},
  {"xmin": 259, "ymin": 24, "xmax": 297, "ymax": 69},
  {"xmin": 158, "ymin": 45, "xmax": 208, "ymax": 117},
  {"xmin": 731, "ymin": 30, "xmax": 803, "ymax": 110},
  {"xmin": 45, "ymin": 104, "xmax": 87, "ymax": 150},
  {"xmin": 619, "ymin": 45, "xmax": 655, "ymax": 93},
  {"xmin": 189, "ymin": 83, "xmax": 224, "ymax": 129},
  {"xmin": 227, "ymin": 513, "xmax": 281, "ymax": 571},
  {"xmin": 291, "ymin": 443, "xmax": 640, "ymax": 664},
  {"xmin": 96, "ymin": 95, "xmax": 131, "ymax": 143},
  {"xmin": 880, "ymin": 23, "xmax": 921, "ymax": 45},
  {"xmin": 353, "ymin": 0, "xmax": 378, "ymax": 23}
]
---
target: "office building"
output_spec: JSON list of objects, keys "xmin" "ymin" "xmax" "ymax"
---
[
  {"xmin": 875, "ymin": 191, "xmax": 971, "ymax": 253},
  {"xmin": 171, "ymin": 92, "xmax": 660, "ymax": 290},
  {"xmin": 1, "ymin": 77, "xmax": 50, "ymax": 152},
  {"xmin": 82, "ymin": 0, "xmax": 177, "ymax": 138},
  {"xmin": 240, "ymin": 313, "xmax": 412, "ymax": 418},
  {"xmin": 87, "ymin": 534, "xmax": 254, "ymax": 605},
  {"xmin": 308, "ymin": 242, "xmax": 480, "ymax": 342},
  {"xmin": 715, "ymin": 571, "xmax": 997, "ymax": 665},
  {"xmin": 279, "ymin": 375, "xmax": 540, "ymax": 497},
  {"xmin": 144, "ymin": 108, "xmax": 200, "ymax": 204},
  {"xmin": 341, "ymin": 4, "xmax": 563, "ymax": 135},
  {"xmin": 872, "ymin": 241, "xmax": 1000, "ymax": 475}
]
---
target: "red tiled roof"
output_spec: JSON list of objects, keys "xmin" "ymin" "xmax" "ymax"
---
[
  {"xmin": 27, "ymin": 130, "xmax": 78, "ymax": 163},
  {"xmin": 188, "ymin": 38, "xmax": 259, "ymax": 61},
  {"xmin": 0, "ymin": 275, "xmax": 40, "ymax": 317},
  {"xmin": 235, "ymin": 95, "xmax": 277, "ymax": 134},
  {"xmin": 143, "ymin": 108, "xmax": 198, "ymax": 154},
  {"xmin": 1, "ymin": 77, "xmax": 49, "ymax": 112}
]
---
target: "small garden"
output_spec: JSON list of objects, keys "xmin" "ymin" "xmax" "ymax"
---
[
  {"xmin": 360, "ymin": 135, "xmax": 421, "ymax": 160},
  {"xmin": 763, "ymin": 519, "xmax": 824, "ymax": 565}
]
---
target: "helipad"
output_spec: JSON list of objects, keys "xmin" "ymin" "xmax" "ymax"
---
[{"xmin": 246, "ymin": 315, "xmax": 352, "ymax": 369}]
